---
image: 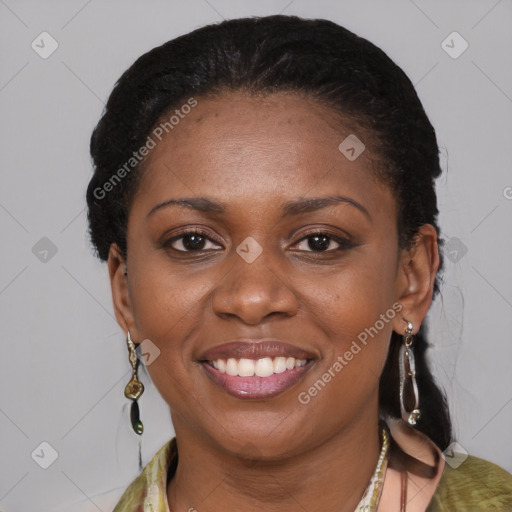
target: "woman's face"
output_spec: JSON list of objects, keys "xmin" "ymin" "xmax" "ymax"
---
[{"xmin": 111, "ymin": 92, "xmax": 434, "ymax": 459}]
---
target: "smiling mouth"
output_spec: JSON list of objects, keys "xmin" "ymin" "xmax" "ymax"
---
[
  {"xmin": 200, "ymin": 356, "xmax": 315, "ymax": 399},
  {"xmin": 198, "ymin": 339, "xmax": 317, "ymax": 399}
]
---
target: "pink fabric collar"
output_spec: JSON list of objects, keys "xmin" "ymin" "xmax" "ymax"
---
[{"xmin": 378, "ymin": 419, "xmax": 445, "ymax": 511}]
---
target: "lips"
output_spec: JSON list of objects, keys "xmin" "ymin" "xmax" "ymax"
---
[
  {"xmin": 199, "ymin": 339, "xmax": 316, "ymax": 399},
  {"xmin": 200, "ymin": 340, "xmax": 315, "ymax": 361}
]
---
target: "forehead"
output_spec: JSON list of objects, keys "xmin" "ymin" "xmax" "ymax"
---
[
  {"xmin": 148, "ymin": 91, "xmax": 363, "ymax": 163},
  {"xmin": 132, "ymin": 91, "xmax": 393, "ymax": 218}
]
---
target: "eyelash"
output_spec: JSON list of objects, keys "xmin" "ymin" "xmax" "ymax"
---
[
  {"xmin": 291, "ymin": 230, "xmax": 355, "ymax": 253},
  {"xmin": 163, "ymin": 228, "xmax": 223, "ymax": 253},
  {"xmin": 163, "ymin": 228, "xmax": 355, "ymax": 254}
]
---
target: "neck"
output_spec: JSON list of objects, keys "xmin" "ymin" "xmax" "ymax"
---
[{"xmin": 167, "ymin": 415, "xmax": 382, "ymax": 512}]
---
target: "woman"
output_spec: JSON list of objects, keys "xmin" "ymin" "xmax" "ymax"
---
[{"xmin": 86, "ymin": 15, "xmax": 512, "ymax": 511}]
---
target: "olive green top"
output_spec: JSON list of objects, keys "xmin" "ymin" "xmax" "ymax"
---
[
  {"xmin": 426, "ymin": 454, "xmax": 512, "ymax": 511},
  {"xmin": 113, "ymin": 437, "xmax": 512, "ymax": 511}
]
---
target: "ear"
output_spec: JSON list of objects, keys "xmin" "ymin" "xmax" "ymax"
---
[
  {"xmin": 108, "ymin": 243, "xmax": 139, "ymax": 341},
  {"xmin": 392, "ymin": 224, "xmax": 440, "ymax": 335}
]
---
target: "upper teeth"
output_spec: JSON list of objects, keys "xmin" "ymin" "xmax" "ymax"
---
[{"xmin": 211, "ymin": 357, "xmax": 307, "ymax": 377}]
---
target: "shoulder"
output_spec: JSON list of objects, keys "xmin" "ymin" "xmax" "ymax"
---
[
  {"xmin": 112, "ymin": 438, "xmax": 177, "ymax": 512},
  {"xmin": 427, "ymin": 455, "xmax": 512, "ymax": 511}
]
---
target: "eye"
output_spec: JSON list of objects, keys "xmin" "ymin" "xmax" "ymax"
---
[
  {"xmin": 293, "ymin": 232, "xmax": 353, "ymax": 252},
  {"xmin": 165, "ymin": 230, "xmax": 223, "ymax": 252}
]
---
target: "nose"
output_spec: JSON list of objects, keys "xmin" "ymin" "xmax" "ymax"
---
[{"xmin": 212, "ymin": 251, "xmax": 299, "ymax": 325}]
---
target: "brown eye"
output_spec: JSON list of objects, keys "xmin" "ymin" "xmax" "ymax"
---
[
  {"xmin": 305, "ymin": 235, "xmax": 332, "ymax": 251},
  {"xmin": 294, "ymin": 233, "xmax": 349, "ymax": 252},
  {"xmin": 166, "ymin": 231, "xmax": 223, "ymax": 252}
]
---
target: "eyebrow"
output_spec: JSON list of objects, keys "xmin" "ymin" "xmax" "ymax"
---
[
  {"xmin": 147, "ymin": 194, "xmax": 370, "ymax": 219},
  {"xmin": 147, "ymin": 197, "xmax": 226, "ymax": 218},
  {"xmin": 281, "ymin": 195, "xmax": 370, "ymax": 219}
]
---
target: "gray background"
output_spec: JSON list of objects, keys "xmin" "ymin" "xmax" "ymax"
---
[{"xmin": 0, "ymin": 0, "xmax": 511, "ymax": 511}]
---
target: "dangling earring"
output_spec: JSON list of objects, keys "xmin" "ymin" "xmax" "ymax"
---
[
  {"xmin": 124, "ymin": 331, "xmax": 144, "ymax": 435},
  {"xmin": 399, "ymin": 321, "xmax": 421, "ymax": 425}
]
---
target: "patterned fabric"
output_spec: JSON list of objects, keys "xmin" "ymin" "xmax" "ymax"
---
[
  {"xmin": 112, "ymin": 439, "xmax": 177, "ymax": 512},
  {"xmin": 426, "ymin": 455, "xmax": 512, "ymax": 511},
  {"xmin": 356, "ymin": 428, "xmax": 389, "ymax": 510},
  {"xmin": 113, "ymin": 437, "xmax": 512, "ymax": 512}
]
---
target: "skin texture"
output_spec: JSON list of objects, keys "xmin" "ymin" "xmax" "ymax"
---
[{"xmin": 108, "ymin": 92, "xmax": 439, "ymax": 512}]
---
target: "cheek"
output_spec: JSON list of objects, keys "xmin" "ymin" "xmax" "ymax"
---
[
  {"xmin": 304, "ymin": 246, "xmax": 399, "ymax": 343},
  {"xmin": 126, "ymin": 261, "xmax": 215, "ymax": 385},
  {"xmin": 299, "ymin": 246, "xmax": 399, "ymax": 394},
  {"xmin": 128, "ymin": 252, "xmax": 214, "ymax": 329}
]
